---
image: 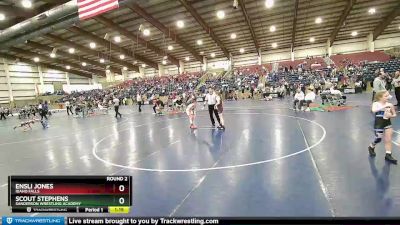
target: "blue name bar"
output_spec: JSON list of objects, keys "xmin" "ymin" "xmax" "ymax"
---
[{"xmin": 2, "ymin": 217, "xmax": 64, "ymax": 225}]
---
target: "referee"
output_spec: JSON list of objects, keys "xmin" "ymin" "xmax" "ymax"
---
[
  {"xmin": 113, "ymin": 96, "xmax": 122, "ymax": 118},
  {"xmin": 204, "ymin": 88, "xmax": 222, "ymax": 127}
]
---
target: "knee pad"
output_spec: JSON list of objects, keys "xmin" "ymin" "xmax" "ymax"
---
[
  {"xmin": 374, "ymin": 131, "xmax": 383, "ymax": 144},
  {"xmin": 374, "ymin": 137, "xmax": 382, "ymax": 144}
]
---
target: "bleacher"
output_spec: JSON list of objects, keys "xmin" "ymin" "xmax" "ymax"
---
[
  {"xmin": 363, "ymin": 58, "xmax": 400, "ymax": 81},
  {"xmin": 330, "ymin": 51, "xmax": 391, "ymax": 67},
  {"xmin": 235, "ymin": 65, "xmax": 265, "ymax": 75},
  {"xmin": 276, "ymin": 57, "xmax": 327, "ymax": 70}
]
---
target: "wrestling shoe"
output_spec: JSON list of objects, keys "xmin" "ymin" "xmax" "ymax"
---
[
  {"xmin": 368, "ymin": 146, "xmax": 376, "ymax": 157},
  {"xmin": 385, "ymin": 153, "xmax": 397, "ymax": 164}
]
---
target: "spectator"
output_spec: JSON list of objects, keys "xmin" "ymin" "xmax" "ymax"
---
[
  {"xmin": 301, "ymin": 89, "xmax": 316, "ymax": 111},
  {"xmin": 392, "ymin": 71, "xmax": 400, "ymax": 106},
  {"xmin": 372, "ymin": 72, "xmax": 386, "ymax": 102},
  {"xmin": 293, "ymin": 89, "xmax": 305, "ymax": 111},
  {"xmin": 65, "ymin": 100, "xmax": 73, "ymax": 115},
  {"xmin": 0, "ymin": 107, "xmax": 6, "ymax": 120}
]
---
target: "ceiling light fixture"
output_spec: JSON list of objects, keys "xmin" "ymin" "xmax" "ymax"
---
[
  {"xmin": 351, "ymin": 31, "xmax": 358, "ymax": 37},
  {"xmin": 315, "ymin": 17, "xmax": 322, "ymax": 24},
  {"xmin": 265, "ymin": 0, "xmax": 274, "ymax": 8},
  {"xmin": 123, "ymin": 66, "xmax": 128, "ymax": 71},
  {"xmin": 162, "ymin": 60, "xmax": 167, "ymax": 65},
  {"xmin": 239, "ymin": 48, "xmax": 245, "ymax": 53},
  {"xmin": 66, "ymin": 65, "xmax": 71, "ymax": 70},
  {"xmin": 89, "ymin": 42, "xmax": 96, "ymax": 49},
  {"xmin": 230, "ymin": 33, "xmax": 237, "ymax": 39},
  {"xmin": 176, "ymin": 20, "xmax": 184, "ymax": 28},
  {"xmin": 216, "ymin": 10, "xmax": 225, "ymax": 19},
  {"xmin": 368, "ymin": 8, "xmax": 376, "ymax": 15},
  {"xmin": 168, "ymin": 45, "xmax": 173, "ymax": 51},
  {"xmin": 185, "ymin": 56, "xmax": 190, "ymax": 61},
  {"xmin": 269, "ymin": 25, "xmax": 276, "ymax": 32},
  {"xmin": 100, "ymin": 58, "xmax": 105, "ymax": 63},
  {"xmin": 82, "ymin": 62, "xmax": 87, "ymax": 67},
  {"xmin": 211, "ymin": 53, "xmax": 216, "ymax": 58},
  {"xmin": 119, "ymin": 54, "xmax": 125, "ymax": 60},
  {"xmin": 142, "ymin": 64, "xmax": 146, "ymax": 68},
  {"xmin": 33, "ymin": 57, "xmax": 39, "ymax": 62},
  {"xmin": 0, "ymin": 13, "xmax": 5, "ymax": 21},
  {"xmin": 310, "ymin": 37, "xmax": 315, "ymax": 43},
  {"xmin": 197, "ymin": 40, "xmax": 203, "ymax": 45},
  {"xmin": 68, "ymin": 48, "xmax": 75, "ymax": 54},
  {"xmin": 21, "ymin": 0, "xmax": 32, "ymax": 8},
  {"xmin": 272, "ymin": 43, "xmax": 278, "ymax": 48},
  {"xmin": 114, "ymin": 36, "xmax": 121, "ymax": 43},
  {"xmin": 143, "ymin": 29, "xmax": 150, "ymax": 36}
]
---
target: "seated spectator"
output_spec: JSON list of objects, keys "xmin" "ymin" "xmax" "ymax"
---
[
  {"xmin": 300, "ymin": 89, "xmax": 316, "ymax": 111},
  {"xmin": 293, "ymin": 89, "xmax": 305, "ymax": 111},
  {"xmin": 330, "ymin": 87, "xmax": 347, "ymax": 104}
]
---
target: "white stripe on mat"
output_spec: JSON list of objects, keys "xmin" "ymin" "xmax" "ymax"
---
[{"xmin": 297, "ymin": 120, "xmax": 335, "ymax": 216}]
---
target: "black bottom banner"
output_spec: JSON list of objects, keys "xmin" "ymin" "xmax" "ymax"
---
[{"xmin": 66, "ymin": 217, "xmax": 400, "ymax": 225}]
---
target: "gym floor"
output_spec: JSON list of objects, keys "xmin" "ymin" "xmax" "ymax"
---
[{"xmin": 1, "ymin": 93, "xmax": 400, "ymax": 217}]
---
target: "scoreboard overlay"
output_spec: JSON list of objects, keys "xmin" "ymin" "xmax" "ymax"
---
[{"xmin": 8, "ymin": 176, "xmax": 132, "ymax": 213}]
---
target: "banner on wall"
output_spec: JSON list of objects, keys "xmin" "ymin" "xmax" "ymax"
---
[
  {"xmin": 35, "ymin": 84, "xmax": 55, "ymax": 95},
  {"xmin": 114, "ymin": 75, "xmax": 124, "ymax": 81},
  {"xmin": 207, "ymin": 60, "xmax": 230, "ymax": 71},
  {"xmin": 62, "ymin": 84, "xmax": 102, "ymax": 94}
]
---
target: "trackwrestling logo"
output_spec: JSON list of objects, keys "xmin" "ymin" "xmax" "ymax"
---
[{"xmin": 2, "ymin": 216, "xmax": 64, "ymax": 225}]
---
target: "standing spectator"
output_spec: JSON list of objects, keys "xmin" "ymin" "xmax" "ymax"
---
[
  {"xmin": 373, "ymin": 71, "xmax": 386, "ymax": 102},
  {"xmin": 392, "ymin": 71, "xmax": 400, "ymax": 106},
  {"xmin": 0, "ymin": 107, "xmax": 6, "ymax": 120},
  {"xmin": 215, "ymin": 90, "xmax": 225, "ymax": 130},
  {"xmin": 386, "ymin": 73, "xmax": 393, "ymax": 91}
]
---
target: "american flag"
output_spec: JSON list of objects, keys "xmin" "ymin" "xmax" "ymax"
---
[{"xmin": 78, "ymin": 0, "xmax": 119, "ymax": 20}]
